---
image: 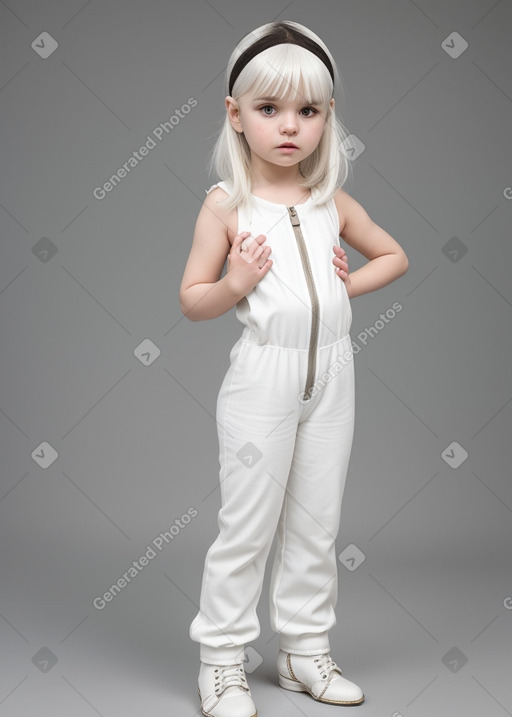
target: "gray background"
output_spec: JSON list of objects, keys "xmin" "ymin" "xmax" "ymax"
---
[{"xmin": 1, "ymin": 0, "xmax": 511, "ymax": 715}]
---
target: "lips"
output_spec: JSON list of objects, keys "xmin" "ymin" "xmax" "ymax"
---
[{"xmin": 278, "ymin": 143, "xmax": 298, "ymax": 148}]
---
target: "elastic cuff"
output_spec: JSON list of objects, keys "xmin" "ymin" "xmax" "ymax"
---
[
  {"xmin": 279, "ymin": 631, "xmax": 330, "ymax": 656},
  {"xmin": 200, "ymin": 643, "xmax": 246, "ymax": 665}
]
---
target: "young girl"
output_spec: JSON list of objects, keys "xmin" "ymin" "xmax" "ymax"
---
[{"xmin": 180, "ymin": 20, "xmax": 408, "ymax": 717}]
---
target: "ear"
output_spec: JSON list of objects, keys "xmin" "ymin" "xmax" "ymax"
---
[
  {"xmin": 225, "ymin": 96, "xmax": 244, "ymax": 134},
  {"xmin": 329, "ymin": 97, "xmax": 335, "ymax": 113}
]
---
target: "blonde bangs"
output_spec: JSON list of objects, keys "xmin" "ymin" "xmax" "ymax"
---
[{"xmin": 232, "ymin": 44, "xmax": 333, "ymax": 109}]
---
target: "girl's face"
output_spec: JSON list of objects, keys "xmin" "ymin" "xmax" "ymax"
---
[{"xmin": 226, "ymin": 87, "xmax": 334, "ymax": 172}]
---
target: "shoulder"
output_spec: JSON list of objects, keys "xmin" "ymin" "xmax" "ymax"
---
[
  {"xmin": 204, "ymin": 184, "xmax": 230, "ymax": 210},
  {"xmin": 202, "ymin": 186, "xmax": 239, "ymax": 246},
  {"xmin": 333, "ymin": 187, "xmax": 373, "ymax": 238},
  {"xmin": 332, "ymin": 187, "xmax": 349, "ymax": 236},
  {"xmin": 333, "ymin": 187, "xmax": 357, "ymax": 236}
]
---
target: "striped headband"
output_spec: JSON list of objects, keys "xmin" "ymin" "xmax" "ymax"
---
[{"xmin": 228, "ymin": 25, "xmax": 335, "ymax": 96}]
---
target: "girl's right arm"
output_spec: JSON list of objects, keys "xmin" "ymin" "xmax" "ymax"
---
[{"xmin": 179, "ymin": 188, "xmax": 272, "ymax": 321}]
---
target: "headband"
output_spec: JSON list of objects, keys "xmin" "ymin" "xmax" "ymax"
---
[{"xmin": 228, "ymin": 25, "xmax": 335, "ymax": 97}]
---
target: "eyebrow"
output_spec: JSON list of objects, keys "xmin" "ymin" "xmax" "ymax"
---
[{"xmin": 252, "ymin": 95, "xmax": 322, "ymax": 105}]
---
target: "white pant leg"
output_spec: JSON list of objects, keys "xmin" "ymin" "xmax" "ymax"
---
[
  {"xmin": 269, "ymin": 335, "xmax": 355, "ymax": 655},
  {"xmin": 189, "ymin": 339, "xmax": 305, "ymax": 664}
]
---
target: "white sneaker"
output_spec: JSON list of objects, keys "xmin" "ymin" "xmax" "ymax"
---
[
  {"xmin": 197, "ymin": 660, "xmax": 258, "ymax": 717},
  {"xmin": 277, "ymin": 650, "xmax": 364, "ymax": 705}
]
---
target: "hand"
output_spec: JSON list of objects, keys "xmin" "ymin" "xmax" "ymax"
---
[
  {"xmin": 332, "ymin": 244, "xmax": 352, "ymax": 297},
  {"xmin": 226, "ymin": 231, "xmax": 273, "ymax": 296}
]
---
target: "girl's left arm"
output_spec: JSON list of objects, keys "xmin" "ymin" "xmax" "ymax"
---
[{"xmin": 333, "ymin": 188, "xmax": 409, "ymax": 299}]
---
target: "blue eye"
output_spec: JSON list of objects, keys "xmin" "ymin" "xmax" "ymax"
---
[{"xmin": 261, "ymin": 105, "xmax": 275, "ymax": 115}]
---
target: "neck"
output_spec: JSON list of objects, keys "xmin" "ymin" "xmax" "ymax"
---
[{"xmin": 248, "ymin": 153, "xmax": 303, "ymax": 191}]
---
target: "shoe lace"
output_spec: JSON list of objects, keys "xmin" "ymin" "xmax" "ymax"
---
[
  {"xmin": 213, "ymin": 663, "xmax": 249, "ymax": 696},
  {"xmin": 314, "ymin": 654, "xmax": 342, "ymax": 682}
]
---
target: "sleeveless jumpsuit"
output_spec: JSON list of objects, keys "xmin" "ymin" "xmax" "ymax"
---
[{"xmin": 189, "ymin": 180, "xmax": 355, "ymax": 664}]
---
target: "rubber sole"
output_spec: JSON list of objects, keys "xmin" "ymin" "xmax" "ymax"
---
[
  {"xmin": 278, "ymin": 673, "xmax": 365, "ymax": 705},
  {"xmin": 198, "ymin": 687, "xmax": 258, "ymax": 717}
]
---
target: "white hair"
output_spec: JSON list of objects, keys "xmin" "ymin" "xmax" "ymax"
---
[{"xmin": 207, "ymin": 20, "xmax": 353, "ymax": 211}]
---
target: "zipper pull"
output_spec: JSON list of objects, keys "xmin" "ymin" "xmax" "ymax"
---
[{"xmin": 287, "ymin": 206, "xmax": 301, "ymax": 226}]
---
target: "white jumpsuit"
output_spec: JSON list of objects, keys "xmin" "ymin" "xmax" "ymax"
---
[{"xmin": 190, "ymin": 180, "xmax": 355, "ymax": 665}]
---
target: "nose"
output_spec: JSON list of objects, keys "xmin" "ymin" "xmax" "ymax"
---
[{"xmin": 279, "ymin": 110, "xmax": 298, "ymax": 135}]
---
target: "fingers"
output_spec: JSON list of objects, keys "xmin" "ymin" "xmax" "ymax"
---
[
  {"xmin": 240, "ymin": 234, "xmax": 254, "ymax": 252},
  {"xmin": 240, "ymin": 233, "xmax": 266, "ymax": 250},
  {"xmin": 232, "ymin": 232, "xmax": 267, "ymax": 251},
  {"xmin": 259, "ymin": 257, "xmax": 273, "ymax": 275},
  {"xmin": 235, "ymin": 232, "xmax": 271, "ymax": 265},
  {"xmin": 332, "ymin": 245, "xmax": 348, "ymax": 276},
  {"xmin": 252, "ymin": 243, "xmax": 272, "ymax": 269},
  {"xmin": 231, "ymin": 231, "xmax": 251, "ymax": 251}
]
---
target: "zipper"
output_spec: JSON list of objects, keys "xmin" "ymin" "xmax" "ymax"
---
[{"xmin": 287, "ymin": 206, "xmax": 320, "ymax": 401}]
